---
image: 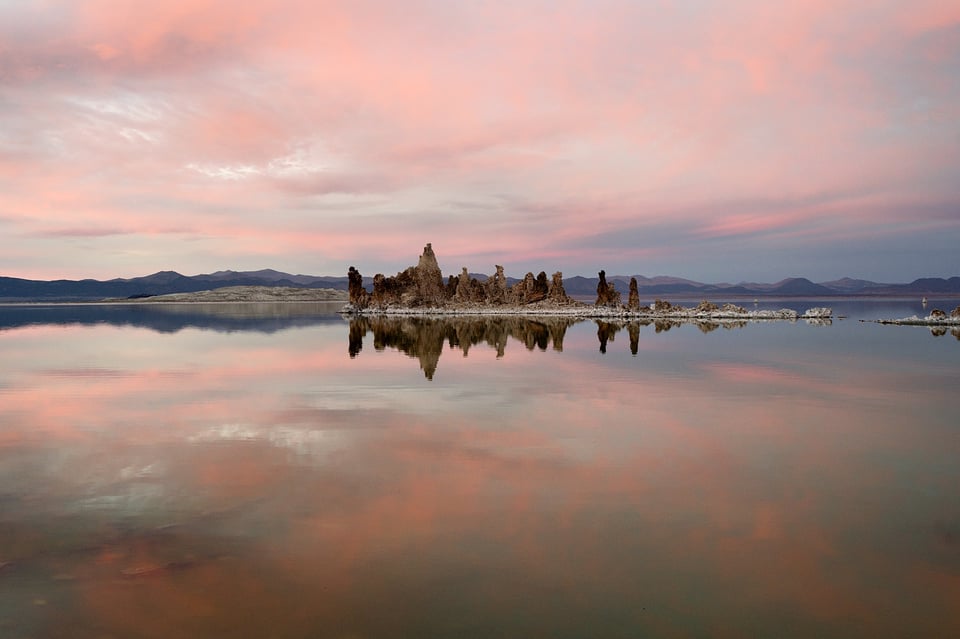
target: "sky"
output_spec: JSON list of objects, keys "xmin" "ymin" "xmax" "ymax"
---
[{"xmin": 1, "ymin": 0, "xmax": 958, "ymax": 283}]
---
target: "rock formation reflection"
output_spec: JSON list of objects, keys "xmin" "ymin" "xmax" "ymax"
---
[
  {"xmin": 595, "ymin": 320, "xmax": 619, "ymax": 354},
  {"xmin": 348, "ymin": 316, "xmax": 577, "ymax": 379},
  {"xmin": 929, "ymin": 326, "xmax": 960, "ymax": 339},
  {"xmin": 348, "ymin": 316, "xmax": 766, "ymax": 377}
]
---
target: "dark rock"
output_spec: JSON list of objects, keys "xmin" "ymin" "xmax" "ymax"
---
[
  {"xmin": 508, "ymin": 271, "xmax": 550, "ymax": 304},
  {"xmin": 371, "ymin": 270, "xmax": 413, "ymax": 307},
  {"xmin": 549, "ymin": 272, "xmax": 570, "ymax": 302},
  {"xmin": 349, "ymin": 245, "xmax": 592, "ymax": 310},
  {"xmin": 627, "ymin": 278, "xmax": 640, "ymax": 310},
  {"xmin": 415, "ymin": 243, "xmax": 446, "ymax": 305},
  {"xmin": 446, "ymin": 274, "xmax": 459, "ymax": 299},
  {"xmin": 347, "ymin": 266, "xmax": 368, "ymax": 309},
  {"xmin": 454, "ymin": 267, "xmax": 473, "ymax": 302},
  {"xmin": 363, "ymin": 244, "xmax": 452, "ymax": 308},
  {"xmin": 595, "ymin": 270, "xmax": 622, "ymax": 307},
  {"xmin": 485, "ymin": 265, "xmax": 509, "ymax": 304},
  {"xmin": 535, "ymin": 271, "xmax": 549, "ymax": 301},
  {"xmin": 653, "ymin": 299, "xmax": 673, "ymax": 312}
]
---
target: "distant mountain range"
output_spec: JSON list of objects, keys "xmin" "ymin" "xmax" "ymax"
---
[
  {"xmin": 2, "ymin": 269, "xmax": 959, "ymax": 302},
  {"xmin": 561, "ymin": 275, "xmax": 960, "ymax": 297}
]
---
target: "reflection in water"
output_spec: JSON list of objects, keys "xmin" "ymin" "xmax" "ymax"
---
[
  {"xmin": 930, "ymin": 325, "xmax": 960, "ymax": 339},
  {"xmin": 349, "ymin": 316, "xmax": 767, "ymax": 374},
  {"xmin": 0, "ymin": 302, "xmax": 344, "ymax": 334},
  {"xmin": 348, "ymin": 316, "xmax": 577, "ymax": 379},
  {"xmin": 1, "ymin": 302, "xmax": 959, "ymax": 638},
  {"xmin": 596, "ymin": 320, "xmax": 619, "ymax": 354}
]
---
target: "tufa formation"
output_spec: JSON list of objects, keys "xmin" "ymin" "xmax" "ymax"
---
[
  {"xmin": 347, "ymin": 243, "xmax": 577, "ymax": 310},
  {"xmin": 594, "ymin": 270, "xmax": 622, "ymax": 307},
  {"xmin": 345, "ymin": 243, "xmax": 833, "ymax": 322}
]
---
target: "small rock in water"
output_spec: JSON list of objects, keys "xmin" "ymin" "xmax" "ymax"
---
[{"xmin": 721, "ymin": 303, "xmax": 746, "ymax": 314}]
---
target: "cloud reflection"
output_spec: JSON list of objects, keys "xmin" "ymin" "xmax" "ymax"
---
[{"xmin": 0, "ymin": 313, "xmax": 958, "ymax": 637}]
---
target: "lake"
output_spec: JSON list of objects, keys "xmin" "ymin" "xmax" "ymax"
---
[{"xmin": 1, "ymin": 299, "xmax": 958, "ymax": 638}]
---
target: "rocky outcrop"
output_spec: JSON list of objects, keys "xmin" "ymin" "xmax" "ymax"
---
[
  {"xmin": 416, "ymin": 243, "xmax": 446, "ymax": 305},
  {"xmin": 347, "ymin": 267, "xmax": 368, "ymax": 308},
  {"xmin": 550, "ymin": 272, "xmax": 567, "ymax": 301},
  {"xmin": 627, "ymin": 277, "xmax": 640, "ymax": 310},
  {"xmin": 453, "ymin": 267, "xmax": 486, "ymax": 304},
  {"xmin": 363, "ymin": 244, "xmax": 444, "ymax": 308},
  {"xmin": 347, "ymin": 244, "xmax": 575, "ymax": 311},
  {"xmin": 722, "ymin": 303, "xmax": 747, "ymax": 314},
  {"xmin": 343, "ymin": 244, "xmax": 832, "ymax": 323},
  {"xmin": 510, "ymin": 271, "xmax": 550, "ymax": 304},
  {"xmin": 485, "ymin": 265, "xmax": 509, "ymax": 304},
  {"xmin": 595, "ymin": 270, "xmax": 622, "ymax": 307},
  {"xmin": 533, "ymin": 272, "xmax": 550, "ymax": 302},
  {"xmin": 370, "ymin": 270, "xmax": 411, "ymax": 307},
  {"xmin": 870, "ymin": 308, "xmax": 960, "ymax": 326}
]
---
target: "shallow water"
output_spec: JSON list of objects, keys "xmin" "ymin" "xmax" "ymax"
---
[{"xmin": 1, "ymin": 300, "xmax": 958, "ymax": 638}]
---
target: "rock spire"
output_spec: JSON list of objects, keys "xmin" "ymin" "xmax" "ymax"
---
[{"xmin": 346, "ymin": 244, "xmax": 575, "ymax": 310}]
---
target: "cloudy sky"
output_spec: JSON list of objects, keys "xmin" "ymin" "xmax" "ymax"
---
[{"xmin": 1, "ymin": 1, "xmax": 957, "ymax": 282}]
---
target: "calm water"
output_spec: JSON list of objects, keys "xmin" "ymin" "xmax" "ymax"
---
[{"xmin": 1, "ymin": 300, "xmax": 958, "ymax": 638}]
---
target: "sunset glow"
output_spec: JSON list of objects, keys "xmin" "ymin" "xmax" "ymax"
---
[{"xmin": 1, "ymin": 1, "xmax": 957, "ymax": 281}]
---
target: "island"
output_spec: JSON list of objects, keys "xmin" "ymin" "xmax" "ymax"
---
[
  {"xmin": 864, "ymin": 307, "xmax": 960, "ymax": 326},
  {"xmin": 342, "ymin": 244, "xmax": 832, "ymax": 321},
  {"xmin": 862, "ymin": 307, "xmax": 960, "ymax": 338}
]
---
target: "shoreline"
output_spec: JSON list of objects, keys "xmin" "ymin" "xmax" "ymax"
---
[
  {"xmin": 96, "ymin": 286, "xmax": 348, "ymax": 304},
  {"xmin": 2, "ymin": 293, "xmax": 954, "ymax": 305},
  {"xmin": 860, "ymin": 304, "xmax": 960, "ymax": 326},
  {"xmin": 340, "ymin": 302, "xmax": 833, "ymax": 322},
  {"xmin": 862, "ymin": 317, "xmax": 960, "ymax": 326}
]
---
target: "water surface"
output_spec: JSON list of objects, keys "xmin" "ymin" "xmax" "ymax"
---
[{"xmin": 1, "ymin": 300, "xmax": 958, "ymax": 638}]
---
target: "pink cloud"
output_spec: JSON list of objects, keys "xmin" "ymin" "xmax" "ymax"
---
[{"xmin": 0, "ymin": 0, "xmax": 957, "ymax": 281}]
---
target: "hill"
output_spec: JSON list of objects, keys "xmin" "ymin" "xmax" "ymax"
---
[{"xmin": 2, "ymin": 269, "xmax": 959, "ymax": 302}]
